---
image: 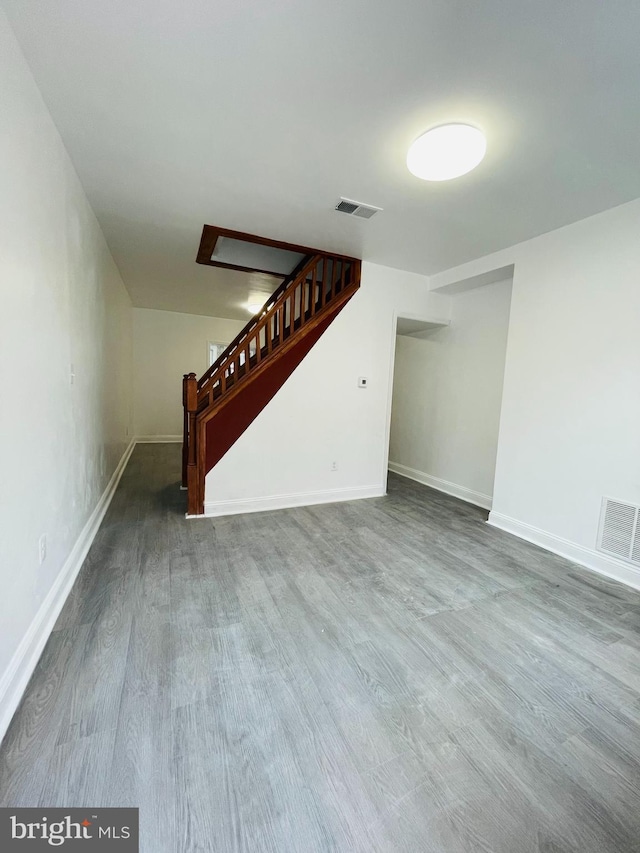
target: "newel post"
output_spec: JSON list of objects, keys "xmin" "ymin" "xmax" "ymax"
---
[
  {"xmin": 183, "ymin": 373, "xmax": 200, "ymax": 514},
  {"xmin": 182, "ymin": 374, "xmax": 193, "ymax": 487}
]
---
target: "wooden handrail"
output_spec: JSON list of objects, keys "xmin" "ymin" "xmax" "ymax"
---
[
  {"xmin": 197, "ymin": 253, "xmax": 323, "ymax": 402},
  {"xmin": 197, "ymin": 254, "xmax": 315, "ymax": 390},
  {"xmin": 196, "ymin": 276, "xmax": 360, "ymax": 430}
]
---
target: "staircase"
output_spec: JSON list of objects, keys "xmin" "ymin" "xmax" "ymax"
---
[{"xmin": 182, "ymin": 252, "xmax": 361, "ymax": 515}]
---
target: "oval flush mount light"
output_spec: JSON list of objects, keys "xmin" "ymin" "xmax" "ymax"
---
[{"xmin": 407, "ymin": 124, "xmax": 486, "ymax": 181}]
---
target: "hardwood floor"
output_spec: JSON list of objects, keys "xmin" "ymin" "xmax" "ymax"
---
[{"xmin": 2, "ymin": 443, "xmax": 640, "ymax": 852}]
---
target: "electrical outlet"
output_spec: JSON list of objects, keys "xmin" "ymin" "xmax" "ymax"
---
[
  {"xmin": 330, "ymin": 461, "xmax": 338, "ymax": 471},
  {"xmin": 38, "ymin": 534, "xmax": 47, "ymax": 565}
]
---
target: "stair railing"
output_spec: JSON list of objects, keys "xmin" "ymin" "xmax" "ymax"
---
[
  {"xmin": 182, "ymin": 252, "xmax": 360, "ymax": 514},
  {"xmin": 196, "ymin": 253, "xmax": 313, "ymax": 392}
]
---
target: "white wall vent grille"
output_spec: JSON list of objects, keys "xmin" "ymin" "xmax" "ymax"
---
[
  {"xmin": 632, "ymin": 513, "xmax": 640, "ymax": 564},
  {"xmin": 597, "ymin": 498, "xmax": 640, "ymax": 565},
  {"xmin": 335, "ymin": 197, "xmax": 382, "ymax": 219}
]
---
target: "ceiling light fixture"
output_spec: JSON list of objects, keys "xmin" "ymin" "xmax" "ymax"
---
[
  {"xmin": 247, "ymin": 301, "xmax": 263, "ymax": 314},
  {"xmin": 407, "ymin": 124, "xmax": 486, "ymax": 181}
]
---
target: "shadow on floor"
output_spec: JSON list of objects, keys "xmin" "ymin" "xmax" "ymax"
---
[{"xmin": 157, "ymin": 481, "xmax": 186, "ymax": 515}]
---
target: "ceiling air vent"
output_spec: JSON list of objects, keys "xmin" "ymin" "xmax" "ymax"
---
[
  {"xmin": 335, "ymin": 197, "xmax": 382, "ymax": 219},
  {"xmin": 597, "ymin": 498, "xmax": 640, "ymax": 565}
]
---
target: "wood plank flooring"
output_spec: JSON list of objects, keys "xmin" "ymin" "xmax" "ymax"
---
[{"xmin": 2, "ymin": 443, "xmax": 640, "ymax": 852}]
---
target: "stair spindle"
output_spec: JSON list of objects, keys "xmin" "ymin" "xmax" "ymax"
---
[
  {"xmin": 320, "ymin": 258, "xmax": 325, "ymax": 306},
  {"xmin": 310, "ymin": 264, "xmax": 317, "ymax": 317}
]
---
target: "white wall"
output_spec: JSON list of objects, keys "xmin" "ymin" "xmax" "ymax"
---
[
  {"xmin": 389, "ymin": 279, "xmax": 512, "ymax": 507},
  {"xmin": 0, "ymin": 11, "xmax": 133, "ymax": 738},
  {"xmin": 432, "ymin": 198, "xmax": 640, "ymax": 588},
  {"xmin": 204, "ymin": 262, "xmax": 451, "ymax": 514},
  {"xmin": 133, "ymin": 308, "xmax": 244, "ymax": 438}
]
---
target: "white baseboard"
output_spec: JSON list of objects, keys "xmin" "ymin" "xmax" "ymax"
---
[
  {"xmin": 135, "ymin": 434, "xmax": 182, "ymax": 443},
  {"xmin": 488, "ymin": 511, "xmax": 640, "ymax": 592},
  {"xmin": 0, "ymin": 438, "xmax": 136, "ymax": 745},
  {"xmin": 388, "ymin": 461, "xmax": 492, "ymax": 510},
  {"xmin": 188, "ymin": 484, "xmax": 385, "ymax": 519}
]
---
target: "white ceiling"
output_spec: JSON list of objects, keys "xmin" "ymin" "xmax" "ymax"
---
[{"xmin": 5, "ymin": 0, "xmax": 640, "ymax": 320}]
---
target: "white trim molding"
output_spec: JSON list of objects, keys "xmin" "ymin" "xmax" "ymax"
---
[
  {"xmin": 188, "ymin": 484, "xmax": 385, "ymax": 519},
  {"xmin": 488, "ymin": 511, "xmax": 640, "ymax": 592},
  {"xmin": 388, "ymin": 461, "xmax": 492, "ymax": 510},
  {"xmin": 0, "ymin": 438, "xmax": 136, "ymax": 745},
  {"xmin": 136, "ymin": 434, "xmax": 182, "ymax": 443}
]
